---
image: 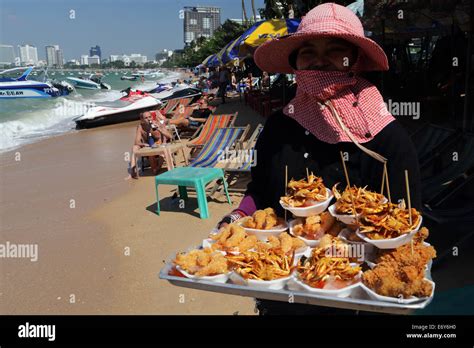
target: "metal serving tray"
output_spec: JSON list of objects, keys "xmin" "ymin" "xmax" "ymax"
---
[{"xmin": 159, "ymin": 261, "xmax": 434, "ymax": 315}]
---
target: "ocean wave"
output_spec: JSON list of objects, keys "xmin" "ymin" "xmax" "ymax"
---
[{"xmin": 0, "ymin": 70, "xmax": 180, "ymax": 153}]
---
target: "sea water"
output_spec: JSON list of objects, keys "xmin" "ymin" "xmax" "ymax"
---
[{"xmin": 0, "ymin": 70, "xmax": 181, "ymax": 153}]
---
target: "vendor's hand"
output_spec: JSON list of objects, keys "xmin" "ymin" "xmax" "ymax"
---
[{"xmin": 218, "ymin": 222, "xmax": 228, "ymax": 231}]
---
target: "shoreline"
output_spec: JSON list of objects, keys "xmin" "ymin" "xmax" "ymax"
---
[{"xmin": 0, "ymin": 96, "xmax": 263, "ymax": 314}]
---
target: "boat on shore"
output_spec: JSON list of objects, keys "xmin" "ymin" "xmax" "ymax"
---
[
  {"xmin": 0, "ymin": 67, "xmax": 74, "ymax": 99},
  {"xmin": 73, "ymin": 87, "xmax": 202, "ymax": 129},
  {"xmin": 66, "ymin": 74, "xmax": 111, "ymax": 90}
]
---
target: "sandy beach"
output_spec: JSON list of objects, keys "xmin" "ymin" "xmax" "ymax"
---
[{"xmin": 0, "ymin": 96, "xmax": 264, "ymax": 314}]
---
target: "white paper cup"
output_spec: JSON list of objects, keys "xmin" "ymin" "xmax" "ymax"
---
[
  {"xmin": 288, "ymin": 219, "xmax": 322, "ymax": 247},
  {"xmin": 229, "ymin": 271, "xmax": 291, "ymax": 290},
  {"xmin": 280, "ymin": 188, "xmax": 333, "ymax": 217},
  {"xmin": 355, "ymin": 217, "xmax": 423, "ymax": 249},
  {"xmin": 175, "ymin": 266, "xmax": 230, "ymax": 283},
  {"xmin": 288, "ymin": 272, "xmax": 362, "ymax": 298},
  {"xmin": 328, "ymin": 203, "xmax": 359, "ymax": 224},
  {"xmin": 238, "ymin": 218, "xmax": 289, "ymax": 241}
]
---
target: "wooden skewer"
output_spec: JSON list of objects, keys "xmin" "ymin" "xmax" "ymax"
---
[
  {"xmin": 380, "ymin": 164, "xmax": 386, "ymax": 196},
  {"xmin": 404, "ymin": 169, "xmax": 413, "ymax": 226},
  {"xmin": 383, "ymin": 162, "xmax": 392, "ymax": 204},
  {"xmin": 339, "ymin": 151, "xmax": 358, "ymax": 223},
  {"xmin": 306, "ymin": 167, "xmax": 310, "ymax": 181},
  {"xmin": 284, "ymin": 165, "xmax": 288, "ymax": 221}
]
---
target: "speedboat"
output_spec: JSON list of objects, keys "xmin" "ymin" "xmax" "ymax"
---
[
  {"xmin": 66, "ymin": 74, "xmax": 111, "ymax": 90},
  {"xmin": 121, "ymin": 75, "xmax": 137, "ymax": 81},
  {"xmin": 131, "ymin": 70, "xmax": 160, "ymax": 79},
  {"xmin": 0, "ymin": 67, "xmax": 74, "ymax": 98}
]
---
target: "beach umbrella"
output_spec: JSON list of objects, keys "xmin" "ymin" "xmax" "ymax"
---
[
  {"xmin": 202, "ymin": 54, "xmax": 221, "ymax": 67},
  {"xmin": 226, "ymin": 18, "xmax": 301, "ymax": 60}
]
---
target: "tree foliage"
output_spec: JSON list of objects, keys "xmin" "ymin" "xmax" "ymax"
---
[{"xmin": 174, "ymin": 19, "xmax": 251, "ymax": 68}]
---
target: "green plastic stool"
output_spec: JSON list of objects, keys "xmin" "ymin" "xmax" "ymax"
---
[{"xmin": 154, "ymin": 167, "xmax": 231, "ymax": 219}]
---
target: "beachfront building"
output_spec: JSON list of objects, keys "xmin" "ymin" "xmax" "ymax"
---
[
  {"xmin": 0, "ymin": 44, "xmax": 16, "ymax": 67},
  {"xmin": 88, "ymin": 55, "xmax": 100, "ymax": 65},
  {"xmin": 45, "ymin": 45, "xmax": 64, "ymax": 67},
  {"xmin": 90, "ymin": 45, "xmax": 102, "ymax": 60},
  {"xmin": 110, "ymin": 54, "xmax": 147, "ymax": 66},
  {"xmin": 18, "ymin": 44, "xmax": 38, "ymax": 66},
  {"xmin": 80, "ymin": 55, "xmax": 89, "ymax": 65},
  {"xmin": 155, "ymin": 49, "xmax": 173, "ymax": 66},
  {"xmin": 183, "ymin": 6, "xmax": 221, "ymax": 45}
]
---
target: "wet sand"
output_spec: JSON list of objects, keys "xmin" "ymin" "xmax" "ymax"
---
[{"xmin": 0, "ymin": 96, "xmax": 264, "ymax": 314}]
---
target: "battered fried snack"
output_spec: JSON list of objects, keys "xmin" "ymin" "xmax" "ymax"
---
[
  {"xmin": 362, "ymin": 263, "xmax": 433, "ymax": 298},
  {"xmin": 297, "ymin": 243, "xmax": 361, "ymax": 289},
  {"xmin": 362, "ymin": 227, "xmax": 436, "ymax": 298},
  {"xmin": 292, "ymin": 212, "xmax": 341, "ymax": 240},
  {"xmin": 242, "ymin": 208, "xmax": 283, "ymax": 230},
  {"xmin": 253, "ymin": 232, "xmax": 306, "ymax": 254},
  {"xmin": 375, "ymin": 227, "xmax": 436, "ymax": 269},
  {"xmin": 358, "ymin": 203, "xmax": 421, "ymax": 239},
  {"xmin": 281, "ymin": 173, "xmax": 329, "ymax": 207},
  {"xmin": 174, "ymin": 248, "xmax": 229, "ymax": 276},
  {"xmin": 210, "ymin": 224, "xmax": 258, "ymax": 253},
  {"xmin": 227, "ymin": 249, "xmax": 294, "ymax": 281},
  {"xmin": 332, "ymin": 184, "xmax": 386, "ymax": 215}
]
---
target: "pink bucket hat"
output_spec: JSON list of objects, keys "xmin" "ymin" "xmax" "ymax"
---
[{"xmin": 254, "ymin": 3, "xmax": 388, "ymax": 73}]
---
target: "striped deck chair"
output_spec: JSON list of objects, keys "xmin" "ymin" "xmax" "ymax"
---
[
  {"xmin": 187, "ymin": 112, "xmax": 238, "ymax": 148},
  {"xmin": 159, "ymin": 98, "xmax": 181, "ymax": 115},
  {"xmin": 210, "ymin": 124, "xmax": 263, "ymax": 194},
  {"xmin": 189, "ymin": 126, "xmax": 250, "ymax": 168}
]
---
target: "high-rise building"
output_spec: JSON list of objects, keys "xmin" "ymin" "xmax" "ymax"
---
[
  {"xmin": 0, "ymin": 44, "xmax": 16, "ymax": 66},
  {"xmin": 183, "ymin": 6, "xmax": 220, "ymax": 45},
  {"xmin": 45, "ymin": 45, "xmax": 57, "ymax": 67},
  {"xmin": 90, "ymin": 45, "xmax": 101, "ymax": 59},
  {"xmin": 18, "ymin": 44, "xmax": 38, "ymax": 65},
  {"xmin": 55, "ymin": 48, "xmax": 64, "ymax": 67},
  {"xmin": 46, "ymin": 45, "xmax": 65, "ymax": 67}
]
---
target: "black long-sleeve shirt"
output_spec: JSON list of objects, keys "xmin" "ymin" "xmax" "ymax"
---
[{"xmin": 246, "ymin": 110, "xmax": 422, "ymax": 212}]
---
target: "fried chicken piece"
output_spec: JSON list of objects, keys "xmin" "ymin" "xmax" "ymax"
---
[
  {"xmin": 223, "ymin": 225, "xmax": 247, "ymax": 248},
  {"xmin": 174, "ymin": 250, "xmax": 200, "ymax": 272},
  {"xmin": 255, "ymin": 241, "xmax": 272, "ymax": 252},
  {"xmin": 263, "ymin": 207, "xmax": 277, "ymax": 217},
  {"xmin": 291, "ymin": 236, "xmax": 306, "ymax": 250},
  {"xmin": 195, "ymin": 253, "xmax": 228, "ymax": 276},
  {"xmin": 362, "ymin": 258, "xmax": 434, "ymax": 298},
  {"xmin": 376, "ymin": 242, "xmax": 436, "ymax": 269},
  {"xmin": 267, "ymin": 235, "xmax": 281, "ymax": 249},
  {"xmin": 264, "ymin": 214, "xmax": 278, "ymax": 229},
  {"xmin": 253, "ymin": 210, "xmax": 267, "ymax": 229},
  {"xmin": 196, "ymin": 250, "xmax": 212, "ymax": 267},
  {"xmin": 243, "ymin": 219, "xmax": 257, "ymax": 229},
  {"xmin": 238, "ymin": 235, "xmax": 258, "ymax": 252},
  {"xmin": 278, "ymin": 232, "xmax": 294, "ymax": 253}
]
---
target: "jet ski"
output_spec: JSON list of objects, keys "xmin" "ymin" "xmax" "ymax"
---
[
  {"xmin": 145, "ymin": 83, "xmax": 172, "ymax": 94},
  {"xmin": 74, "ymin": 96, "xmax": 161, "ymax": 129},
  {"xmin": 121, "ymin": 75, "xmax": 137, "ymax": 81}
]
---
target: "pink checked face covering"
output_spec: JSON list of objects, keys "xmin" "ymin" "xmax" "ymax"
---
[{"xmin": 283, "ymin": 69, "xmax": 395, "ymax": 144}]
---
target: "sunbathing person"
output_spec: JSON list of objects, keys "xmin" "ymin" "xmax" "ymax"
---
[
  {"xmin": 166, "ymin": 99, "xmax": 213, "ymax": 129},
  {"xmin": 129, "ymin": 111, "xmax": 172, "ymax": 179}
]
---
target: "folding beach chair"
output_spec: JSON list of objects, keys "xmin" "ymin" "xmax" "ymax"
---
[
  {"xmin": 211, "ymin": 124, "xmax": 263, "ymax": 194},
  {"xmin": 187, "ymin": 112, "xmax": 238, "ymax": 149},
  {"xmin": 159, "ymin": 98, "xmax": 181, "ymax": 116},
  {"xmin": 189, "ymin": 125, "xmax": 250, "ymax": 168}
]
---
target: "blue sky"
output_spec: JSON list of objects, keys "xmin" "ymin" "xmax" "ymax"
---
[{"xmin": 0, "ymin": 0, "xmax": 265, "ymax": 61}]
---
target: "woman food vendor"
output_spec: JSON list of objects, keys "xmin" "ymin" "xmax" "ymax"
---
[{"xmin": 217, "ymin": 3, "xmax": 422, "ymax": 314}]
